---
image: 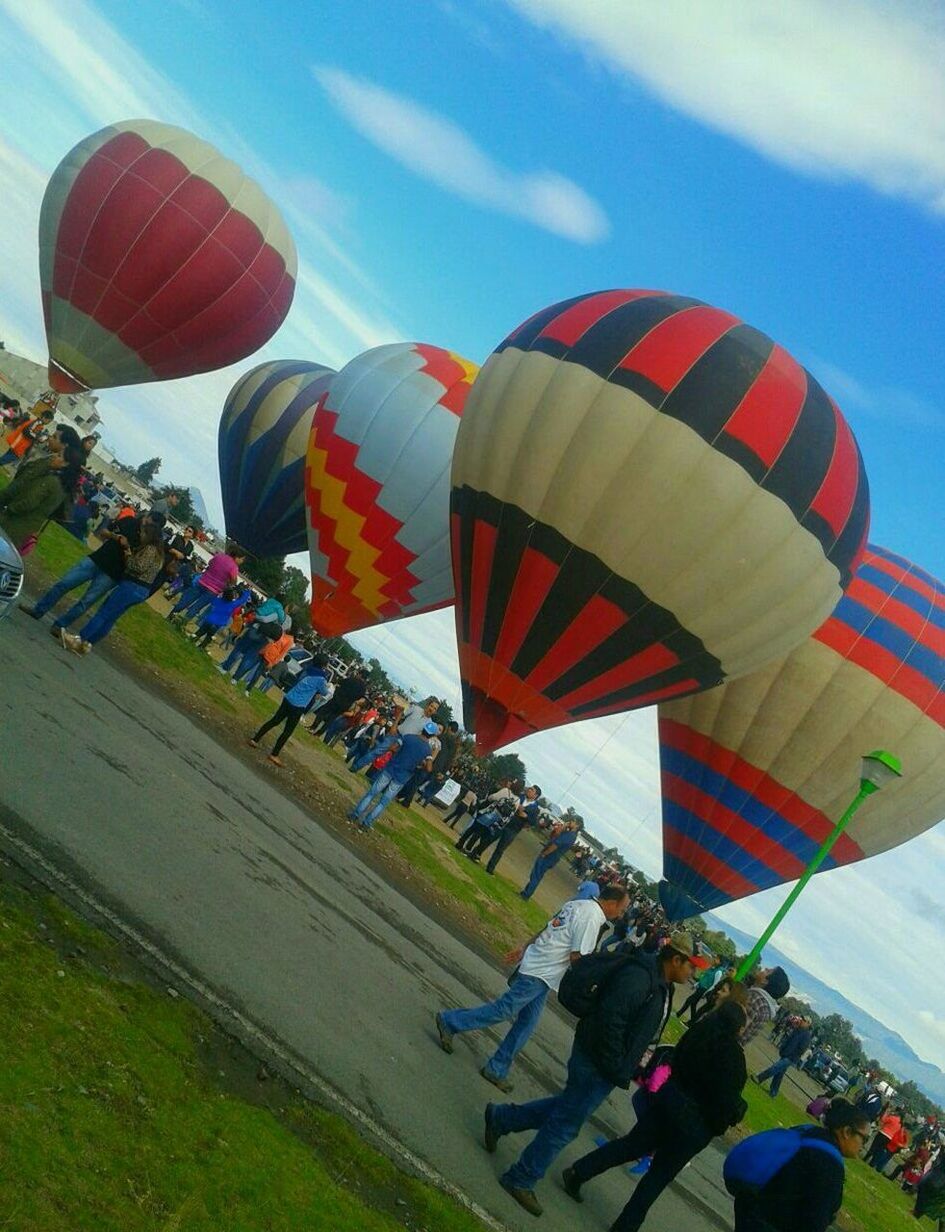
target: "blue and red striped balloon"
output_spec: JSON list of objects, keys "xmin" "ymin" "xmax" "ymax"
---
[{"xmin": 658, "ymin": 544, "xmax": 945, "ymax": 920}]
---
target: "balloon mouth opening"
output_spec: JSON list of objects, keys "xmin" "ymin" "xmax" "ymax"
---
[
  {"xmin": 48, "ymin": 359, "xmax": 89, "ymax": 395},
  {"xmin": 658, "ymin": 879, "xmax": 707, "ymax": 923}
]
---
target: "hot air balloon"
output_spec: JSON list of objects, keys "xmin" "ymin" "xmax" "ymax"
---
[
  {"xmin": 304, "ymin": 341, "xmax": 478, "ymax": 637},
  {"xmin": 39, "ymin": 120, "xmax": 297, "ymax": 393},
  {"xmin": 451, "ymin": 289, "xmax": 870, "ymax": 753},
  {"xmin": 218, "ymin": 361, "xmax": 334, "ymax": 557},
  {"xmin": 658, "ymin": 544, "xmax": 945, "ymax": 921}
]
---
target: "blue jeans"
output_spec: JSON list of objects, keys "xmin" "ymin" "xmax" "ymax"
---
[
  {"xmin": 171, "ymin": 580, "xmax": 214, "ymax": 621},
  {"xmin": 494, "ymin": 1041, "xmax": 613, "ymax": 1190},
  {"xmin": 441, "ymin": 974, "xmax": 548, "ymax": 1079},
  {"xmin": 33, "ymin": 556, "xmax": 118, "ymax": 628},
  {"xmin": 350, "ymin": 770, "xmax": 407, "ymax": 828},
  {"xmin": 79, "ymin": 580, "xmax": 149, "ymax": 644},
  {"xmin": 521, "ymin": 853, "xmax": 561, "ymax": 899},
  {"xmin": 220, "ymin": 628, "xmax": 261, "ymax": 673},
  {"xmin": 755, "ymin": 1056, "xmax": 793, "ymax": 1097}
]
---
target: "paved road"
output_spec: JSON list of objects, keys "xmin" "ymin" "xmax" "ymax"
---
[{"xmin": 1, "ymin": 603, "xmax": 729, "ymax": 1231}]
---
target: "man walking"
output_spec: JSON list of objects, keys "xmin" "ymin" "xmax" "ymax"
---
[
  {"xmin": 348, "ymin": 721, "xmax": 437, "ymax": 830},
  {"xmin": 486, "ymin": 933, "xmax": 695, "ymax": 1217},
  {"xmin": 483, "ymin": 786, "xmax": 542, "ymax": 873},
  {"xmin": 521, "ymin": 818, "xmax": 583, "ymax": 899},
  {"xmin": 434, "ymin": 886, "xmax": 630, "ymax": 1092},
  {"xmin": 752, "ymin": 1016, "xmax": 812, "ymax": 1097}
]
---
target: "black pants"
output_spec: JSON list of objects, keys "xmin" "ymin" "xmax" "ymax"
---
[
  {"xmin": 485, "ymin": 824, "xmax": 523, "ymax": 873},
  {"xmin": 732, "ymin": 1196, "xmax": 777, "ymax": 1231},
  {"xmin": 678, "ymin": 987, "xmax": 708, "ymax": 1020},
  {"xmin": 456, "ymin": 820, "xmax": 491, "ymax": 853},
  {"xmin": 570, "ymin": 1081, "xmax": 712, "ymax": 1232},
  {"xmin": 194, "ymin": 621, "xmax": 219, "ymax": 648},
  {"xmin": 253, "ymin": 699, "xmax": 305, "ymax": 756},
  {"xmin": 309, "ymin": 702, "xmax": 341, "ymax": 735},
  {"xmin": 443, "ymin": 802, "xmax": 469, "ymax": 827}
]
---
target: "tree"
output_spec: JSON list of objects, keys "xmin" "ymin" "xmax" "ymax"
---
[
  {"xmin": 432, "ymin": 698, "xmax": 455, "ymax": 727},
  {"xmin": 135, "ymin": 456, "xmax": 162, "ymax": 485},
  {"xmin": 282, "ymin": 565, "xmax": 308, "ymax": 610},
  {"xmin": 156, "ymin": 484, "xmax": 205, "ymax": 531},
  {"xmin": 241, "ymin": 554, "xmax": 287, "ymax": 595}
]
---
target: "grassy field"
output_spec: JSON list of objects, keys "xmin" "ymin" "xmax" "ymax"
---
[{"xmin": 0, "ymin": 874, "xmax": 487, "ymax": 1232}]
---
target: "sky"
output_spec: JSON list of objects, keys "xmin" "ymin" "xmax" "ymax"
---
[{"xmin": 1, "ymin": 0, "xmax": 943, "ymax": 1068}]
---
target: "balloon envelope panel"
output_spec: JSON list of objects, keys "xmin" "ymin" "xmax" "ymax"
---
[
  {"xmin": 451, "ymin": 290, "xmax": 870, "ymax": 753},
  {"xmin": 659, "ymin": 545, "xmax": 945, "ymax": 919},
  {"xmin": 218, "ymin": 360, "xmax": 334, "ymax": 557},
  {"xmin": 304, "ymin": 342, "xmax": 477, "ymax": 637},
  {"xmin": 40, "ymin": 119, "xmax": 297, "ymax": 392}
]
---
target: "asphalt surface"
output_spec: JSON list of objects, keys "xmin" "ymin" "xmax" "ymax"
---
[{"xmin": 2, "ymin": 602, "xmax": 730, "ymax": 1231}]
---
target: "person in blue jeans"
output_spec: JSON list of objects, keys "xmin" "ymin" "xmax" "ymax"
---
[
  {"xmin": 60, "ymin": 522, "xmax": 166, "ymax": 656},
  {"xmin": 434, "ymin": 888, "xmax": 629, "ymax": 1093},
  {"xmin": 24, "ymin": 511, "xmax": 156, "ymax": 632},
  {"xmin": 521, "ymin": 818, "xmax": 582, "ymax": 899},
  {"xmin": 485, "ymin": 934, "xmax": 694, "ymax": 1218},
  {"xmin": 753, "ymin": 1018, "xmax": 813, "ymax": 1098},
  {"xmin": 348, "ymin": 723, "xmax": 436, "ymax": 829}
]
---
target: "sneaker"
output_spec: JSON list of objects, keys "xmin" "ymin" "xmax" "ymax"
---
[
  {"xmin": 50, "ymin": 625, "xmax": 63, "ymax": 640},
  {"xmin": 561, "ymin": 1166, "xmax": 584, "ymax": 1203},
  {"xmin": 484, "ymin": 1103, "xmax": 500, "ymax": 1154},
  {"xmin": 480, "ymin": 1066, "xmax": 514, "ymax": 1093},
  {"xmin": 434, "ymin": 1012, "xmax": 454, "ymax": 1054},
  {"xmin": 216, "ymin": 665, "xmax": 229, "ymax": 675},
  {"xmin": 499, "ymin": 1179, "xmax": 542, "ymax": 1218},
  {"xmin": 21, "ymin": 604, "xmax": 40, "ymax": 619}
]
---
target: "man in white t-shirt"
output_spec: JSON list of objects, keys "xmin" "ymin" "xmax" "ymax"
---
[{"xmin": 433, "ymin": 885, "xmax": 630, "ymax": 1092}]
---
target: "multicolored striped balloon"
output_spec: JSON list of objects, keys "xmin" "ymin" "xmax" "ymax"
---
[
  {"xmin": 304, "ymin": 342, "xmax": 478, "ymax": 637},
  {"xmin": 451, "ymin": 289, "xmax": 870, "ymax": 753},
  {"xmin": 218, "ymin": 360, "xmax": 335, "ymax": 557},
  {"xmin": 39, "ymin": 120, "xmax": 297, "ymax": 393},
  {"xmin": 658, "ymin": 545, "xmax": 945, "ymax": 920}
]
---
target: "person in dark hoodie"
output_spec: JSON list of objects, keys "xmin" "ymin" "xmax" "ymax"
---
[
  {"xmin": 484, "ymin": 933, "xmax": 695, "ymax": 1219},
  {"xmin": 752, "ymin": 1016, "xmax": 813, "ymax": 1098},
  {"xmin": 562, "ymin": 993, "xmax": 749, "ymax": 1230},
  {"xmin": 731, "ymin": 1099, "xmax": 870, "ymax": 1232}
]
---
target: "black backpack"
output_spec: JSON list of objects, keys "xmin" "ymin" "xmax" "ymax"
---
[{"xmin": 558, "ymin": 949, "xmax": 652, "ymax": 1018}]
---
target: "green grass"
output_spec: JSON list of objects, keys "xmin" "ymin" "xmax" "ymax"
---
[
  {"xmin": 0, "ymin": 879, "xmax": 486, "ymax": 1232},
  {"xmin": 377, "ymin": 800, "xmax": 548, "ymax": 949}
]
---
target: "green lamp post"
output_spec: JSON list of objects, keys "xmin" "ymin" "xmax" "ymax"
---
[{"xmin": 736, "ymin": 751, "xmax": 902, "ymax": 981}]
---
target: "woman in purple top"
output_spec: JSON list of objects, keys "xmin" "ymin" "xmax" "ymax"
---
[{"xmin": 168, "ymin": 545, "xmax": 246, "ymax": 624}]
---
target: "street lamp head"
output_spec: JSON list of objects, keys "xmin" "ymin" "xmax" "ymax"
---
[{"xmin": 860, "ymin": 750, "xmax": 903, "ymax": 795}]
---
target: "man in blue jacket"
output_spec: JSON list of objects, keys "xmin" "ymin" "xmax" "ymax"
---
[
  {"xmin": 348, "ymin": 721, "xmax": 437, "ymax": 830},
  {"xmin": 752, "ymin": 1017, "xmax": 813, "ymax": 1097},
  {"xmin": 520, "ymin": 817, "xmax": 583, "ymax": 899},
  {"xmin": 485, "ymin": 933, "xmax": 695, "ymax": 1217}
]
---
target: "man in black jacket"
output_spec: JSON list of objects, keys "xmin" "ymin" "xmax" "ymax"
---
[
  {"xmin": 752, "ymin": 1018, "xmax": 812, "ymax": 1098},
  {"xmin": 485, "ymin": 933, "xmax": 695, "ymax": 1217}
]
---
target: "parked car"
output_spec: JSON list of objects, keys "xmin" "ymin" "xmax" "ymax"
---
[{"xmin": 0, "ymin": 524, "xmax": 24, "ymax": 620}]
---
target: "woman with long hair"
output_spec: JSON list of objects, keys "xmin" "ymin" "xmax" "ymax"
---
[
  {"xmin": 563, "ymin": 991, "xmax": 749, "ymax": 1230},
  {"xmin": 61, "ymin": 520, "xmax": 165, "ymax": 655}
]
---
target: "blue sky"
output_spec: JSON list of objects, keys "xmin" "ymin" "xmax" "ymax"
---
[{"xmin": 1, "ymin": 0, "xmax": 943, "ymax": 1070}]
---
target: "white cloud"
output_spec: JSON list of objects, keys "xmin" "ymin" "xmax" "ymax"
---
[
  {"xmin": 312, "ymin": 66, "xmax": 610, "ymax": 244},
  {"xmin": 506, "ymin": 0, "xmax": 945, "ymax": 213},
  {"xmin": 806, "ymin": 356, "xmax": 944, "ymax": 430}
]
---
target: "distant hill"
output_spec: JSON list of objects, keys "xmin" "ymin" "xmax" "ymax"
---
[{"xmin": 707, "ymin": 914, "xmax": 945, "ymax": 1106}]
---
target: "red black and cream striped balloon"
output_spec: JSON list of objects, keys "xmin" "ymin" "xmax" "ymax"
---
[
  {"xmin": 39, "ymin": 120, "xmax": 297, "ymax": 393},
  {"xmin": 450, "ymin": 289, "xmax": 870, "ymax": 753}
]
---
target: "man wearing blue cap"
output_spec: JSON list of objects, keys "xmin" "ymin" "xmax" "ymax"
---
[{"xmin": 348, "ymin": 720, "xmax": 437, "ymax": 830}]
